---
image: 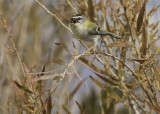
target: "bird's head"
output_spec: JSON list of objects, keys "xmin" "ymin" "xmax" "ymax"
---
[{"xmin": 70, "ymin": 14, "xmax": 84, "ymax": 25}]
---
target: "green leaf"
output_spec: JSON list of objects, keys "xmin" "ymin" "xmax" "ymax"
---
[
  {"xmin": 94, "ymin": 72, "xmax": 119, "ymax": 86},
  {"xmin": 53, "ymin": 76, "xmax": 63, "ymax": 80},
  {"xmin": 53, "ymin": 76, "xmax": 62, "ymax": 80},
  {"xmin": 36, "ymin": 65, "xmax": 45, "ymax": 90},
  {"xmin": 14, "ymin": 81, "xmax": 33, "ymax": 94},
  {"xmin": 108, "ymin": 88, "xmax": 122, "ymax": 101},
  {"xmin": 49, "ymin": 58, "xmax": 66, "ymax": 65},
  {"xmin": 75, "ymin": 100, "xmax": 84, "ymax": 114},
  {"xmin": 90, "ymin": 76, "xmax": 108, "ymax": 90},
  {"xmin": 66, "ymin": 78, "xmax": 87, "ymax": 104},
  {"xmin": 46, "ymin": 92, "xmax": 52, "ymax": 114}
]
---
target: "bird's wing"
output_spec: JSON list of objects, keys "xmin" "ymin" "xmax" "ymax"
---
[
  {"xmin": 87, "ymin": 24, "xmax": 103, "ymax": 35},
  {"xmin": 88, "ymin": 23, "xmax": 121, "ymax": 39}
]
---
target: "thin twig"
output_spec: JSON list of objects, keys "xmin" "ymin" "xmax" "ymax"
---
[
  {"xmin": 120, "ymin": 80, "xmax": 146, "ymax": 113},
  {"xmin": 1, "ymin": 15, "xmax": 26, "ymax": 77},
  {"xmin": 62, "ymin": 46, "xmax": 94, "ymax": 78},
  {"xmin": 98, "ymin": 87, "xmax": 104, "ymax": 114},
  {"xmin": 66, "ymin": 0, "xmax": 77, "ymax": 13},
  {"xmin": 29, "ymin": 46, "xmax": 94, "ymax": 82},
  {"xmin": 121, "ymin": 2, "xmax": 139, "ymax": 57},
  {"xmin": 28, "ymin": 66, "xmax": 66, "ymax": 75}
]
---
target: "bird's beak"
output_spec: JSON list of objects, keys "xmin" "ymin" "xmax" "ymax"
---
[{"xmin": 71, "ymin": 18, "xmax": 77, "ymax": 24}]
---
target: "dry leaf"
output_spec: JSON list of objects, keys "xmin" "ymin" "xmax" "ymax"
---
[
  {"xmin": 107, "ymin": 41, "xmax": 132, "ymax": 47},
  {"xmin": 136, "ymin": 0, "xmax": 146, "ymax": 32}
]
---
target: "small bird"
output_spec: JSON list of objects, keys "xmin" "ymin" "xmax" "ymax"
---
[{"xmin": 70, "ymin": 14, "xmax": 121, "ymax": 46}]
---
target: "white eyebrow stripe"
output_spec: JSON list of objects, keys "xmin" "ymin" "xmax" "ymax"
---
[{"xmin": 72, "ymin": 16, "xmax": 83, "ymax": 19}]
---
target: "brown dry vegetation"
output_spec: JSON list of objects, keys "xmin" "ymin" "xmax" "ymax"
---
[{"xmin": 0, "ymin": 0, "xmax": 160, "ymax": 114}]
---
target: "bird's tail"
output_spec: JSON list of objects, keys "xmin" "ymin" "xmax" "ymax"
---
[{"xmin": 100, "ymin": 32, "xmax": 122, "ymax": 39}]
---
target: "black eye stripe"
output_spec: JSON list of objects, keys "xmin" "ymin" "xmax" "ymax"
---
[
  {"xmin": 77, "ymin": 17, "xmax": 81, "ymax": 20},
  {"xmin": 70, "ymin": 15, "xmax": 83, "ymax": 23}
]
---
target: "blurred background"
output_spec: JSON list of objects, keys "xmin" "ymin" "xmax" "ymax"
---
[{"xmin": 0, "ymin": 0, "xmax": 160, "ymax": 114}]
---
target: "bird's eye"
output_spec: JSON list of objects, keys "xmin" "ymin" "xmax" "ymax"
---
[{"xmin": 77, "ymin": 17, "xmax": 82, "ymax": 22}]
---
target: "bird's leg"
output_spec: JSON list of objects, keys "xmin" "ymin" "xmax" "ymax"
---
[
  {"xmin": 91, "ymin": 41, "xmax": 104, "ymax": 64},
  {"xmin": 100, "ymin": 38, "xmax": 104, "ymax": 52},
  {"xmin": 98, "ymin": 39, "xmax": 104, "ymax": 61}
]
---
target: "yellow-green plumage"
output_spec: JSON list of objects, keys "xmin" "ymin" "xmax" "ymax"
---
[
  {"xmin": 84, "ymin": 20, "xmax": 97, "ymax": 28},
  {"xmin": 70, "ymin": 14, "xmax": 121, "ymax": 45}
]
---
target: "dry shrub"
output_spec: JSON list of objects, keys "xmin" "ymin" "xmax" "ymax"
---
[{"xmin": 0, "ymin": 0, "xmax": 160, "ymax": 113}]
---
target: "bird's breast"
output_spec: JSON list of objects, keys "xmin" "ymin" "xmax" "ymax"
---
[{"xmin": 71, "ymin": 24, "xmax": 100, "ymax": 42}]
